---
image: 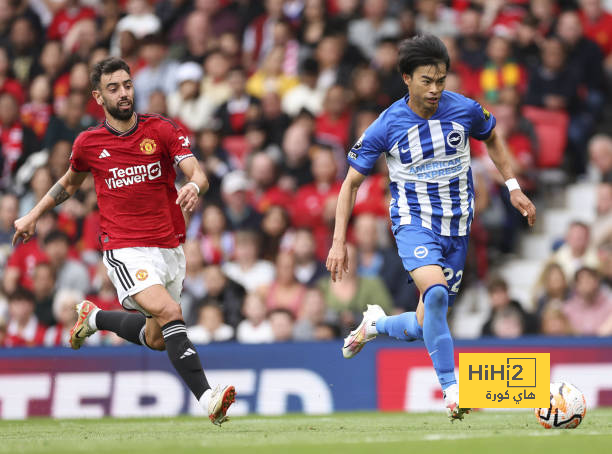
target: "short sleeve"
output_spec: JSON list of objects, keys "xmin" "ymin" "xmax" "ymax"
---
[
  {"xmin": 347, "ymin": 115, "xmax": 387, "ymax": 176},
  {"xmin": 163, "ymin": 121, "xmax": 194, "ymax": 165},
  {"xmin": 69, "ymin": 133, "xmax": 89, "ymax": 173},
  {"xmin": 468, "ymin": 99, "xmax": 496, "ymax": 141}
]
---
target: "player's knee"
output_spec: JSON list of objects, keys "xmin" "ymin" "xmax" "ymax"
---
[
  {"xmin": 148, "ymin": 337, "xmax": 166, "ymax": 351},
  {"xmin": 423, "ymin": 284, "xmax": 449, "ymax": 317},
  {"xmin": 156, "ymin": 303, "xmax": 183, "ymax": 326}
]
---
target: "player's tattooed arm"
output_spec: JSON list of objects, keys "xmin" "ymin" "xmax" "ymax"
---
[{"xmin": 49, "ymin": 182, "xmax": 70, "ymax": 206}]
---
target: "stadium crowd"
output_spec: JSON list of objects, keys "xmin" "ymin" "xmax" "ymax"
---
[{"xmin": 0, "ymin": 0, "xmax": 611, "ymax": 347}]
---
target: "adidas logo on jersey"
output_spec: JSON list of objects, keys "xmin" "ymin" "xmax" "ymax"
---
[{"xmin": 99, "ymin": 149, "xmax": 111, "ymax": 159}]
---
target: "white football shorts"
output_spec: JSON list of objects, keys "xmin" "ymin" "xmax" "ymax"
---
[{"xmin": 102, "ymin": 246, "xmax": 186, "ymax": 317}]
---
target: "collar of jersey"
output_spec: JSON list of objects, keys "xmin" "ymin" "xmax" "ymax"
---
[{"xmin": 104, "ymin": 114, "xmax": 140, "ymax": 137}]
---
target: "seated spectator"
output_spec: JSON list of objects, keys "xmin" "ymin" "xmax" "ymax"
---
[
  {"xmin": 0, "ymin": 192, "xmax": 18, "ymax": 267},
  {"xmin": 197, "ymin": 205, "xmax": 234, "ymax": 265},
  {"xmin": 44, "ymin": 91, "xmax": 96, "ymax": 149},
  {"xmin": 215, "ymin": 66, "xmax": 261, "ymax": 137},
  {"xmin": 187, "ymin": 303, "xmax": 234, "ymax": 344},
  {"xmin": 514, "ymin": 14, "xmax": 541, "ymax": 69},
  {"xmin": 236, "ymin": 293, "xmax": 274, "ymax": 344},
  {"xmin": 374, "ymin": 38, "xmax": 407, "ymax": 105},
  {"xmin": 294, "ymin": 287, "xmax": 338, "ymax": 341},
  {"xmin": 549, "ymin": 221, "xmax": 600, "ymax": 283},
  {"xmin": 0, "ymin": 92, "xmax": 40, "ymax": 189},
  {"xmin": 0, "ymin": 46, "xmax": 25, "ymax": 105},
  {"xmin": 597, "ymin": 234, "xmax": 612, "ymax": 290},
  {"xmin": 588, "ymin": 134, "xmax": 612, "ymax": 182},
  {"xmin": 260, "ymin": 205, "xmax": 292, "ymax": 262},
  {"xmin": 47, "ymin": 140, "xmax": 71, "ymax": 181},
  {"xmin": 478, "ymin": 34, "xmax": 526, "ymax": 104},
  {"xmin": 221, "ymin": 171, "xmax": 262, "ymax": 231},
  {"xmin": 222, "ymin": 230, "xmax": 275, "ymax": 293},
  {"xmin": 268, "ymin": 308, "xmax": 295, "ymax": 342},
  {"xmin": 180, "ymin": 239, "xmax": 208, "ymax": 322},
  {"xmin": 32, "ymin": 262, "xmax": 56, "ymax": 326},
  {"xmin": 348, "ymin": 0, "xmax": 400, "ymax": 60},
  {"xmin": 456, "ymin": 6, "xmax": 487, "ymax": 71},
  {"xmin": 246, "ymin": 46, "xmax": 299, "ymax": 100},
  {"xmin": 314, "ymin": 322, "xmax": 340, "ymax": 340},
  {"xmin": 260, "ymin": 251, "xmax": 307, "ymax": 317},
  {"xmin": 47, "ymin": 0, "xmax": 96, "ymax": 41},
  {"xmin": 4, "ymin": 288, "xmax": 46, "ymax": 347},
  {"xmin": 292, "ymin": 228, "xmax": 327, "ymax": 287},
  {"xmin": 318, "ymin": 244, "xmax": 393, "ymax": 336},
  {"xmin": 282, "ymin": 58, "xmax": 324, "ymax": 117},
  {"xmin": 414, "ymin": 0, "xmax": 458, "ymax": 38},
  {"xmin": 192, "ymin": 125, "xmax": 233, "ymax": 204},
  {"xmin": 20, "ymin": 74, "xmax": 52, "ymax": 141},
  {"xmin": 534, "ymin": 262, "xmax": 569, "ymax": 317},
  {"xmin": 279, "ymin": 121, "xmax": 314, "ymax": 191},
  {"xmin": 261, "ymin": 92, "xmax": 291, "ymax": 147},
  {"xmin": 563, "ymin": 267, "xmax": 612, "ymax": 336},
  {"xmin": 315, "ymin": 84, "xmax": 352, "ymax": 148},
  {"xmin": 18, "ymin": 166, "xmax": 53, "ymax": 218},
  {"xmin": 247, "ymin": 151, "xmax": 292, "ymax": 212},
  {"xmin": 201, "ymin": 49, "xmax": 233, "ymax": 109},
  {"xmin": 43, "ymin": 230, "xmax": 90, "ymax": 296},
  {"xmin": 579, "ymin": 0, "xmax": 612, "ymax": 72},
  {"xmin": 481, "ymin": 276, "xmax": 538, "ymax": 336},
  {"xmin": 111, "ymin": 0, "xmax": 161, "ymax": 57},
  {"xmin": 592, "ymin": 182, "xmax": 612, "ymax": 246},
  {"xmin": 540, "ymin": 301, "xmax": 572, "ymax": 336},
  {"xmin": 167, "ymin": 62, "xmax": 214, "ymax": 134}
]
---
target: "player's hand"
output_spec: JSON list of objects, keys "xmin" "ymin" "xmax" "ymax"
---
[
  {"xmin": 510, "ymin": 189, "xmax": 536, "ymax": 227},
  {"xmin": 12, "ymin": 213, "xmax": 37, "ymax": 246},
  {"xmin": 326, "ymin": 241, "xmax": 348, "ymax": 282},
  {"xmin": 176, "ymin": 183, "xmax": 199, "ymax": 212}
]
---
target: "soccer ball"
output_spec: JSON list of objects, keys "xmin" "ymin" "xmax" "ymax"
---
[{"xmin": 534, "ymin": 382, "xmax": 586, "ymax": 429}]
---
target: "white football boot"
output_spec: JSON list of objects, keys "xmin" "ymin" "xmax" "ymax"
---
[
  {"xmin": 342, "ymin": 304, "xmax": 386, "ymax": 359},
  {"xmin": 207, "ymin": 385, "xmax": 236, "ymax": 426},
  {"xmin": 443, "ymin": 383, "xmax": 471, "ymax": 421},
  {"xmin": 69, "ymin": 301, "xmax": 99, "ymax": 350}
]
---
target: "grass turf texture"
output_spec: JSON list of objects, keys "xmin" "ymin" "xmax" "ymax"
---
[{"xmin": 2, "ymin": 409, "xmax": 612, "ymax": 454}]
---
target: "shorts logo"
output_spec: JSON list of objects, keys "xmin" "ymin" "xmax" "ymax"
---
[
  {"xmin": 140, "ymin": 138, "xmax": 157, "ymax": 155},
  {"xmin": 135, "ymin": 269, "xmax": 148, "ymax": 281},
  {"xmin": 414, "ymin": 246, "xmax": 428, "ymax": 259},
  {"xmin": 446, "ymin": 130, "xmax": 465, "ymax": 149}
]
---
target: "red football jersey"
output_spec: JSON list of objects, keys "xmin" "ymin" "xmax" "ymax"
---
[{"xmin": 70, "ymin": 114, "xmax": 193, "ymax": 250}]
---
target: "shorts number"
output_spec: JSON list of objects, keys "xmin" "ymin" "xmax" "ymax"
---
[
  {"xmin": 178, "ymin": 135, "xmax": 190, "ymax": 148},
  {"xmin": 443, "ymin": 267, "xmax": 464, "ymax": 293}
]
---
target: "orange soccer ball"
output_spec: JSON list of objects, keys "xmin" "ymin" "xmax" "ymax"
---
[{"xmin": 534, "ymin": 382, "xmax": 586, "ymax": 429}]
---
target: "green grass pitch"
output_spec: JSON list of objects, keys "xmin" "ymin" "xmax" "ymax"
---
[{"xmin": 2, "ymin": 409, "xmax": 612, "ymax": 454}]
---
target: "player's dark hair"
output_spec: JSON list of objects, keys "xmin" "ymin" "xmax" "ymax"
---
[
  {"xmin": 397, "ymin": 35, "xmax": 450, "ymax": 76},
  {"xmin": 90, "ymin": 57, "xmax": 131, "ymax": 90}
]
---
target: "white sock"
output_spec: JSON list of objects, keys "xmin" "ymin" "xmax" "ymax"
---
[
  {"xmin": 88, "ymin": 308, "xmax": 100, "ymax": 331},
  {"xmin": 199, "ymin": 388, "xmax": 213, "ymax": 412}
]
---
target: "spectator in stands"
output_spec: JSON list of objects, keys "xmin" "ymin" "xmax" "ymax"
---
[
  {"xmin": 294, "ymin": 287, "xmax": 338, "ymax": 341},
  {"xmin": 353, "ymin": 213, "xmax": 417, "ymax": 311},
  {"xmin": 18, "ymin": 166, "xmax": 52, "ymax": 218},
  {"xmin": 0, "ymin": 192, "xmax": 18, "ymax": 266},
  {"xmin": 180, "ymin": 239, "xmax": 208, "ymax": 324},
  {"xmin": 314, "ymin": 33, "xmax": 350, "ymax": 94},
  {"xmin": 261, "ymin": 91, "xmax": 291, "ymax": 147},
  {"xmin": 63, "ymin": 18, "xmax": 99, "ymax": 62},
  {"xmin": 0, "ymin": 92, "xmax": 40, "ymax": 189},
  {"xmin": 20, "ymin": 74, "xmax": 52, "ymax": 141},
  {"xmin": 374, "ymin": 38, "xmax": 407, "ymax": 104},
  {"xmin": 539, "ymin": 301, "xmax": 572, "ymax": 336},
  {"xmin": 44, "ymin": 91, "xmax": 95, "ymax": 149},
  {"xmin": 4, "ymin": 288, "xmax": 46, "ymax": 347},
  {"xmin": 291, "ymin": 144, "xmax": 342, "ymax": 260},
  {"xmin": 201, "ymin": 49, "xmax": 232, "ymax": 108},
  {"xmin": 351, "ymin": 66, "xmax": 385, "ymax": 111},
  {"xmin": 246, "ymin": 46, "xmax": 299, "ymax": 100},
  {"xmin": 133, "ymin": 34, "xmax": 179, "ymax": 112},
  {"xmin": 48, "ymin": 140, "xmax": 71, "ymax": 182},
  {"xmin": 292, "ymin": 228, "xmax": 327, "ymax": 287},
  {"xmin": 37, "ymin": 41, "xmax": 66, "ymax": 114},
  {"xmin": 0, "ymin": 45, "xmax": 25, "ymax": 105},
  {"xmin": 42, "ymin": 230, "xmax": 90, "ymax": 296},
  {"xmin": 279, "ymin": 121, "xmax": 314, "ymax": 191},
  {"xmin": 481, "ymin": 276, "xmax": 538, "ymax": 336},
  {"xmin": 260, "ymin": 205, "xmax": 292, "ymax": 261},
  {"xmin": 318, "ymin": 243, "xmax": 392, "ymax": 336},
  {"xmin": 478, "ymin": 34, "xmax": 526, "ymax": 104},
  {"xmin": 111, "ymin": 0, "xmax": 161, "ymax": 58},
  {"xmin": 242, "ymin": 0, "xmax": 285, "ymax": 73},
  {"xmin": 549, "ymin": 221, "xmax": 599, "ymax": 283},
  {"xmin": 282, "ymin": 58, "xmax": 324, "ymax": 117},
  {"xmin": 315, "ymin": 84, "xmax": 352, "ymax": 148},
  {"xmin": 196, "ymin": 204, "xmax": 234, "ymax": 265},
  {"xmin": 3, "ymin": 210, "xmax": 55, "ymax": 294},
  {"xmin": 248, "ymin": 151, "xmax": 291, "ymax": 212},
  {"xmin": 514, "ymin": 14, "xmax": 541, "ymax": 70},
  {"xmin": 563, "ymin": 267, "xmax": 612, "ymax": 336},
  {"xmin": 298, "ymin": 0, "xmax": 327, "ymax": 51},
  {"xmin": 47, "ymin": 0, "xmax": 96, "ymax": 42},
  {"xmin": 579, "ymin": 0, "xmax": 612, "ymax": 73},
  {"xmin": 534, "ymin": 262, "xmax": 570, "ymax": 317},
  {"xmin": 167, "ymin": 61, "xmax": 214, "ymax": 134},
  {"xmin": 348, "ymin": 0, "xmax": 400, "ymax": 60},
  {"xmin": 187, "ymin": 303, "xmax": 234, "ymax": 344},
  {"xmin": 215, "ymin": 66, "xmax": 261, "ymax": 137},
  {"xmin": 597, "ymin": 234, "xmax": 612, "ymax": 290},
  {"xmin": 223, "ymin": 230, "xmax": 275, "ymax": 293},
  {"xmin": 43, "ymin": 288, "xmax": 82, "ymax": 347},
  {"xmin": 174, "ymin": 10, "xmax": 211, "ymax": 63},
  {"xmin": 456, "ymin": 5, "xmax": 486, "ymax": 71},
  {"xmin": 414, "ymin": 0, "xmax": 458, "ymax": 38},
  {"xmin": 588, "ymin": 134, "xmax": 612, "ymax": 182},
  {"xmin": 7, "ymin": 16, "xmax": 40, "ymax": 84},
  {"xmin": 31, "ymin": 262, "xmax": 55, "ymax": 326},
  {"xmin": 236, "ymin": 292, "xmax": 274, "ymax": 343},
  {"xmin": 221, "ymin": 171, "xmax": 262, "ymax": 231},
  {"xmin": 260, "ymin": 250, "xmax": 306, "ymax": 317},
  {"xmin": 191, "ymin": 125, "xmax": 231, "ymax": 205},
  {"xmin": 268, "ymin": 308, "xmax": 295, "ymax": 342},
  {"xmin": 592, "ymin": 182, "xmax": 612, "ymax": 246}
]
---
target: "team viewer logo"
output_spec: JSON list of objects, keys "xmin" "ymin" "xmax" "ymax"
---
[
  {"xmin": 140, "ymin": 138, "xmax": 157, "ymax": 155},
  {"xmin": 413, "ymin": 246, "xmax": 428, "ymax": 258},
  {"xmin": 135, "ymin": 269, "xmax": 148, "ymax": 281}
]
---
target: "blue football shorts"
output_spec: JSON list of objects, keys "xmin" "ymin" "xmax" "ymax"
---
[{"xmin": 393, "ymin": 224, "xmax": 469, "ymax": 306}]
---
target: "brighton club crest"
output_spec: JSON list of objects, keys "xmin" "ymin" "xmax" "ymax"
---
[{"xmin": 140, "ymin": 138, "xmax": 157, "ymax": 155}]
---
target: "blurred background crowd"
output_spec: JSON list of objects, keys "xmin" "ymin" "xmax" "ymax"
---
[{"xmin": 0, "ymin": 0, "xmax": 611, "ymax": 348}]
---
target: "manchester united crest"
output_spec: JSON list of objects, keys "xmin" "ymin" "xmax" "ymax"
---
[
  {"xmin": 140, "ymin": 138, "xmax": 157, "ymax": 155},
  {"xmin": 135, "ymin": 269, "xmax": 149, "ymax": 281}
]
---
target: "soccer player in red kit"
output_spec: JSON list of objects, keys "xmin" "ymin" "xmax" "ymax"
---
[{"xmin": 12, "ymin": 58, "xmax": 235, "ymax": 426}]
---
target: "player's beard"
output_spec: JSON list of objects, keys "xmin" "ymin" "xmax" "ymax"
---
[{"xmin": 105, "ymin": 98, "xmax": 134, "ymax": 121}]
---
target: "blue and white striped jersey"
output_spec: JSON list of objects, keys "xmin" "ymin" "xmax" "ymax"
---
[{"xmin": 348, "ymin": 90, "xmax": 496, "ymax": 237}]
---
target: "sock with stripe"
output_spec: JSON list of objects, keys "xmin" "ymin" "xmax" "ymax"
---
[
  {"xmin": 94, "ymin": 310, "xmax": 147, "ymax": 346},
  {"xmin": 375, "ymin": 312, "xmax": 423, "ymax": 341},
  {"xmin": 422, "ymin": 284, "xmax": 457, "ymax": 391},
  {"xmin": 162, "ymin": 320, "xmax": 210, "ymax": 401}
]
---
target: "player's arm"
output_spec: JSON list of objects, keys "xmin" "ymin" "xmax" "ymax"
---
[
  {"xmin": 176, "ymin": 156, "xmax": 209, "ymax": 212},
  {"xmin": 12, "ymin": 168, "xmax": 88, "ymax": 245},
  {"xmin": 326, "ymin": 167, "xmax": 367, "ymax": 282},
  {"xmin": 484, "ymin": 129, "xmax": 536, "ymax": 226}
]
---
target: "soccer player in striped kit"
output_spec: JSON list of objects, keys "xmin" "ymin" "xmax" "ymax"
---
[
  {"xmin": 326, "ymin": 35, "xmax": 536, "ymax": 420},
  {"xmin": 13, "ymin": 57, "xmax": 235, "ymax": 425}
]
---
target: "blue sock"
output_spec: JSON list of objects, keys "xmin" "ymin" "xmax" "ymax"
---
[
  {"xmin": 376, "ymin": 312, "xmax": 423, "ymax": 341},
  {"xmin": 422, "ymin": 284, "xmax": 456, "ymax": 390}
]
